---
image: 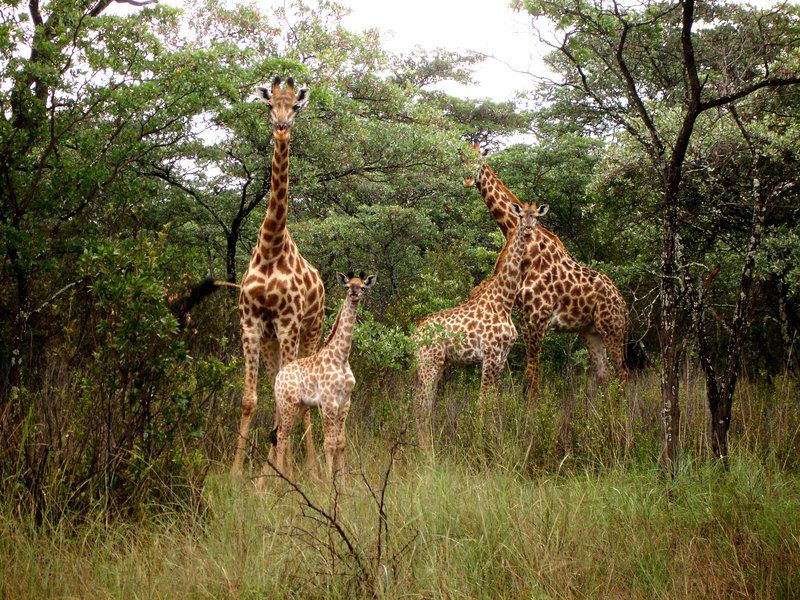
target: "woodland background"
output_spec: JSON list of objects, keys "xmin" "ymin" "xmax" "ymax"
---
[{"xmin": 1, "ymin": 0, "xmax": 799, "ymax": 596}]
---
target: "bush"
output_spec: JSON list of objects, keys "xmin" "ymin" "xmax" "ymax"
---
[{"xmin": 0, "ymin": 236, "xmax": 236, "ymax": 519}]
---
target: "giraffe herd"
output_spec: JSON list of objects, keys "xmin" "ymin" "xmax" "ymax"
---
[{"xmin": 232, "ymin": 76, "xmax": 629, "ymax": 480}]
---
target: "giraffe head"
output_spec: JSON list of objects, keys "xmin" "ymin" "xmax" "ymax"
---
[
  {"xmin": 336, "ymin": 271, "xmax": 377, "ymax": 303},
  {"xmin": 255, "ymin": 76, "xmax": 309, "ymax": 141},
  {"xmin": 461, "ymin": 142, "xmax": 484, "ymax": 187},
  {"xmin": 510, "ymin": 202, "xmax": 549, "ymax": 239}
]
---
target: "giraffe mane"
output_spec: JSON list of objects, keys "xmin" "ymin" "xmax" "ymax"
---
[
  {"xmin": 323, "ymin": 306, "xmax": 343, "ymax": 347},
  {"xmin": 467, "ymin": 229, "xmax": 518, "ymax": 300}
]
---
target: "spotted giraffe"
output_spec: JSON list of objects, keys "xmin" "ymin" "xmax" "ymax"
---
[
  {"xmin": 413, "ymin": 202, "xmax": 547, "ymax": 446},
  {"xmin": 268, "ymin": 272, "xmax": 377, "ymax": 479},
  {"xmin": 465, "ymin": 147, "xmax": 629, "ymax": 399},
  {"xmin": 232, "ymin": 76, "xmax": 326, "ymax": 475}
]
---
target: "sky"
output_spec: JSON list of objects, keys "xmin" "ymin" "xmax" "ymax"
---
[{"xmin": 340, "ymin": 0, "xmax": 550, "ymax": 103}]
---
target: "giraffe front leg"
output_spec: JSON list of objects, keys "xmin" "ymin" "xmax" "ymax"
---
[
  {"xmin": 521, "ymin": 316, "xmax": 546, "ymax": 401},
  {"xmin": 321, "ymin": 402, "xmax": 338, "ymax": 479},
  {"xmin": 478, "ymin": 353, "xmax": 505, "ymax": 420},
  {"xmin": 233, "ymin": 323, "xmax": 263, "ymax": 474},
  {"xmin": 274, "ymin": 401, "xmax": 302, "ymax": 481},
  {"xmin": 413, "ymin": 345, "xmax": 445, "ymax": 449},
  {"xmin": 335, "ymin": 397, "xmax": 351, "ymax": 474}
]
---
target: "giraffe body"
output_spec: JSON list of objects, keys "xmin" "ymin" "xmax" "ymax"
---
[
  {"xmin": 413, "ymin": 203, "xmax": 546, "ymax": 445},
  {"xmin": 270, "ymin": 273, "xmax": 376, "ymax": 479},
  {"xmin": 232, "ymin": 77, "xmax": 325, "ymax": 474},
  {"xmin": 470, "ymin": 156, "xmax": 629, "ymax": 397}
]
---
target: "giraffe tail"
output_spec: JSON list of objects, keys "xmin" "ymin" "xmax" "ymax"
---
[
  {"xmin": 270, "ymin": 426, "xmax": 278, "ymax": 446},
  {"xmin": 173, "ymin": 278, "xmax": 240, "ymax": 329}
]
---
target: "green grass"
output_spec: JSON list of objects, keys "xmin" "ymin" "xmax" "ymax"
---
[
  {"xmin": 2, "ymin": 449, "xmax": 799, "ymax": 599},
  {"xmin": 3, "ymin": 371, "xmax": 799, "ymax": 598}
]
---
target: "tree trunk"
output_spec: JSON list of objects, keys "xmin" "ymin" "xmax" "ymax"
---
[
  {"xmin": 226, "ymin": 230, "xmax": 238, "ymax": 284},
  {"xmin": 658, "ymin": 166, "xmax": 684, "ymax": 476}
]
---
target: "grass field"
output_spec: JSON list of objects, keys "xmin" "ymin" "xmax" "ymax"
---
[
  {"xmin": 2, "ymin": 372, "xmax": 799, "ymax": 598},
  {"xmin": 2, "ymin": 453, "xmax": 799, "ymax": 598}
]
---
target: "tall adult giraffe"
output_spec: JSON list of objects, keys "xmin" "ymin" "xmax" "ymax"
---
[
  {"xmin": 466, "ymin": 148, "xmax": 629, "ymax": 398},
  {"xmin": 232, "ymin": 76, "xmax": 325, "ymax": 474}
]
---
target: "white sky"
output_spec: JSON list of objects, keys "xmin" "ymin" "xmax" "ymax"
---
[{"xmin": 339, "ymin": 0, "xmax": 549, "ymax": 103}]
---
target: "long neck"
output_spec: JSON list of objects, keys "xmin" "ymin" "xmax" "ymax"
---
[
  {"xmin": 475, "ymin": 163, "xmax": 521, "ymax": 239},
  {"xmin": 488, "ymin": 226, "xmax": 527, "ymax": 314},
  {"xmin": 257, "ymin": 134, "xmax": 290, "ymax": 254},
  {"xmin": 324, "ymin": 296, "xmax": 358, "ymax": 363}
]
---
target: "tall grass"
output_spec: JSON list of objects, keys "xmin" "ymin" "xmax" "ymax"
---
[
  {"xmin": 1, "ymin": 450, "xmax": 798, "ymax": 598},
  {"xmin": 1, "ymin": 370, "xmax": 799, "ymax": 598}
]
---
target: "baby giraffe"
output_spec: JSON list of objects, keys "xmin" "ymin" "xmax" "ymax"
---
[
  {"xmin": 269, "ymin": 272, "xmax": 377, "ymax": 479},
  {"xmin": 413, "ymin": 202, "xmax": 547, "ymax": 446}
]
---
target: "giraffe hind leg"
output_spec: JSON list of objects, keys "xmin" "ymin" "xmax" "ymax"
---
[
  {"xmin": 521, "ymin": 315, "xmax": 547, "ymax": 401},
  {"xmin": 581, "ymin": 330, "xmax": 611, "ymax": 385}
]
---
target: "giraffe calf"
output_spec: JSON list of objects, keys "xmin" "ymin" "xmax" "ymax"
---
[{"xmin": 268, "ymin": 272, "xmax": 377, "ymax": 479}]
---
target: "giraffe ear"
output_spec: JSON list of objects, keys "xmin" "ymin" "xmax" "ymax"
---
[
  {"xmin": 535, "ymin": 204, "xmax": 550, "ymax": 218},
  {"xmin": 294, "ymin": 87, "xmax": 309, "ymax": 111},
  {"xmin": 511, "ymin": 203, "xmax": 523, "ymax": 217},
  {"xmin": 363, "ymin": 275, "xmax": 377, "ymax": 289},
  {"xmin": 255, "ymin": 86, "xmax": 272, "ymax": 103},
  {"xmin": 337, "ymin": 272, "xmax": 349, "ymax": 285}
]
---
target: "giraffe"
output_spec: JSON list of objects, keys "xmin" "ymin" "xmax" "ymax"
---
[
  {"xmin": 413, "ymin": 202, "xmax": 546, "ymax": 446},
  {"xmin": 231, "ymin": 76, "xmax": 326, "ymax": 475},
  {"xmin": 464, "ymin": 147, "xmax": 629, "ymax": 399},
  {"xmin": 269, "ymin": 272, "xmax": 377, "ymax": 479}
]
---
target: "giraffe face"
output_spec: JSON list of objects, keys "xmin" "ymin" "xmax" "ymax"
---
[
  {"xmin": 336, "ymin": 271, "xmax": 377, "ymax": 302},
  {"xmin": 461, "ymin": 142, "xmax": 483, "ymax": 187},
  {"xmin": 255, "ymin": 76, "xmax": 309, "ymax": 140},
  {"xmin": 511, "ymin": 202, "xmax": 549, "ymax": 238}
]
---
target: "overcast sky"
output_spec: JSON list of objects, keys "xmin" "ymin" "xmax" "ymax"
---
[{"xmin": 341, "ymin": 0, "xmax": 549, "ymax": 102}]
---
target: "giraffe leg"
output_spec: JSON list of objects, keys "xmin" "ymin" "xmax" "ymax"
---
[
  {"xmin": 298, "ymin": 310, "xmax": 324, "ymax": 358},
  {"xmin": 278, "ymin": 319, "xmax": 318, "ymax": 472},
  {"xmin": 233, "ymin": 321, "xmax": 264, "ymax": 474},
  {"xmin": 521, "ymin": 316, "xmax": 547, "ymax": 401},
  {"xmin": 335, "ymin": 397, "xmax": 351, "ymax": 474},
  {"xmin": 261, "ymin": 335, "xmax": 281, "ymax": 387},
  {"xmin": 478, "ymin": 352, "xmax": 506, "ymax": 420},
  {"xmin": 413, "ymin": 345, "xmax": 446, "ymax": 449},
  {"xmin": 321, "ymin": 401, "xmax": 338, "ymax": 479},
  {"xmin": 260, "ymin": 336, "xmax": 281, "ymax": 471},
  {"xmin": 275, "ymin": 400, "xmax": 302, "ymax": 480},
  {"xmin": 581, "ymin": 330, "xmax": 611, "ymax": 385},
  {"xmin": 595, "ymin": 316, "xmax": 628, "ymax": 384}
]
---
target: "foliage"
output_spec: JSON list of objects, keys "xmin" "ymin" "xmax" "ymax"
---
[{"xmin": 0, "ymin": 0, "xmax": 799, "ymax": 521}]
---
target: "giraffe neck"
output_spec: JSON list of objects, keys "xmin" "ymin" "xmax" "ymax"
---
[
  {"xmin": 324, "ymin": 296, "xmax": 358, "ymax": 364},
  {"xmin": 256, "ymin": 134, "xmax": 290, "ymax": 256},
  {"xmin": 476, "ymin": 163, "xmax": 520, "ymax": 239},
  {"xmin": 486, "ymin": 225, "xmax": 528, "ymax": 314}
]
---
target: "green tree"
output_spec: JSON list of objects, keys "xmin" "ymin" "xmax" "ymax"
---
[{"xmin": 518, "ymin": 0, "xmax": 800, "ymax": 470}]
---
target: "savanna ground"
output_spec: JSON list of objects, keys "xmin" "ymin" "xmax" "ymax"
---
[{"xmin": 3, "ymin": 370, "xmax": 799, "ymax": 599}]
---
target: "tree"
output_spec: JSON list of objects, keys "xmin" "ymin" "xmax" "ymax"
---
[
  {"xmin": 0, "ymin": 0, "xmax": 223, "ymax": 391},
  {"xmin": 518, "ymin": 0, "xmax": 800, "ymax": 473}
]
